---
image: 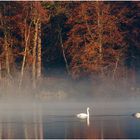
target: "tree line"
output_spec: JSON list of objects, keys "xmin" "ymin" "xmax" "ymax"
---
[{"xmin": 0, "ymin": 1, "xmax": 140, "ymax": 88}]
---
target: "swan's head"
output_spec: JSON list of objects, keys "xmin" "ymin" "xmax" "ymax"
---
[{"xmin": 87, "ymin": 107, "xmax": 90, "ymax": 111}]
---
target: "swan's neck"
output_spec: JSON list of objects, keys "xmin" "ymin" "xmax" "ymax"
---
[{"xmin": 87, "ymin": 109, "xmax": 89, "ymax": 116}]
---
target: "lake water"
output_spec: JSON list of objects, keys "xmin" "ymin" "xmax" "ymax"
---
[
  {"xmin": 0, "ymin": 115, "xmax": 140, "ymax": 139},
  {"xmin": 0, "ymin": 100, "xmax": 140, "ymax": 139}
]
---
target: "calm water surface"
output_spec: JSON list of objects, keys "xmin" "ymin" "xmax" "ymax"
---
[
  {"xmin": 0, "ymin": 101, "xmax": 140, "ymax": 139},
  {"xmin": 0, "ymin": 114, "xmax": 140, "ymax": 139}
]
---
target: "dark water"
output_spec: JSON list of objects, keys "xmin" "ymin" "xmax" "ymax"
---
[
  {"xmin": 0, "ymin": 114, "xmax": 140, "ymax": 139},
  {"xmin": 0, "ymin": 100, "xmax": 140, "ymax": 139}
]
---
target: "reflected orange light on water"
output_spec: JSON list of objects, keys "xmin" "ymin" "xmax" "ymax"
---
[{"xmin": 0, "ymin": 115, "xmax": 139, "ymax": 139}]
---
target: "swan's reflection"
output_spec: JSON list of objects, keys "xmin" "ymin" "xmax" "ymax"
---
[{"xmin": 87, "ymin": 115, "xmax": 90, "ymax": 126}]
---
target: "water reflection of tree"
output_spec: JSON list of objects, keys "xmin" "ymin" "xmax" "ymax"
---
[
  {"xmin": 23, "ymin": 107, "xmax": 44, "ymax": 139},
  {"xmin": 0, "ymin": 109, "xmax": 44, "ymax": 139}
]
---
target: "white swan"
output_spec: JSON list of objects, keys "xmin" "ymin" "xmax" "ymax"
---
[
  {"xmin": 77, "ymin": 107, "xmax": 90, "ymax": 119},
  {"xmin": 133, "ymin": 112, "xmax": 140, "ymax": 119}
]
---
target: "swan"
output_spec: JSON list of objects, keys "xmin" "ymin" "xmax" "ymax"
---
[
  {"xmin": 133, "ymin": 112, "xmax": 140, "ymax": 119},
  {"xmin": 77, "ymin": 107, "xmax": 90, "ymax": 119}
]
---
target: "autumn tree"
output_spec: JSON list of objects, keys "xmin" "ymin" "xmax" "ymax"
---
[
  {"xmin": 17, "ymin": 2, "xmax": 49, "ymax": 88},
  {"xmin": 64, "ymin": 1, "xmax": 129, "ymax": 80},
  {"xmin": 0, "ymin": 2, "xmax": 19, "ymax": 80},
  {"xmin": 30, "ymin": 2, "xmax": 49, "ymax": 88},
  {"xmin": 0, "ymin": 2, "xmax": 49, "ymax": 88},
  {"xmin": 0, "ymin": 1, "xmax": 140, "ymax": 90}
]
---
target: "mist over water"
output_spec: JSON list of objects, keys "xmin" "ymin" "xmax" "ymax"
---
[
  {"xmin": 0, "ymin": 75, "xmax": 140, "ymax": 139},
  {"xmin": 0, "ymin": 75, "xmax": 140, "ymax": 119}
]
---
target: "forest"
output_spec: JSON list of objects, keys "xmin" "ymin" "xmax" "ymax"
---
[{"xmin": 0, "ymin": 1, "xmax": 140, "ymax": 98}]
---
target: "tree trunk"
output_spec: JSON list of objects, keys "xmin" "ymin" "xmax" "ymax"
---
[
  {"xmin": 37, "ymin": 21, "xmax": 42, "ymax": 80},
  {"xmin": 112, "ymin": 57, "xmax": 119, "ymax": 80},
  {"xmin": 4, "ymin": 34, "xmax": 10, "ymax": 77},
  {"xmin": 96, "ymin": 1, "xmax": 103, "ymax": 77},
  {"xmin": 19, "ymin": 21, "xmax": 32, "ymax": 88},
  {"xmin": 19, "ymin": 46, "xmax": 27, "ymax": 88},
  {"xmin": 0, "ymin": 61, "xmax": 2, "ymax": 80},
  {"xmin": 96, "ymin": 1, "xmax": 103, "ymax": 60},
  {"xmin": 32, "ymin": 19, "xmax": 39, "ymax": 88},
  {"xmin": 59, "ymin": 26, "xmax": 70, "ymax": 75}
]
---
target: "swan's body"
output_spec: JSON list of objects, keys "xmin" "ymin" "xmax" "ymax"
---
[
  {"xmin": 77, "ymin": 113, "xmax": 88, "ymax": 119},
  {"xmin": 77, "ymin": 107, "xmax": 90, "ymax": 119},
  {"xmin": 133, "ymin": 112, "xmax": 140, "ymax": 118}
]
